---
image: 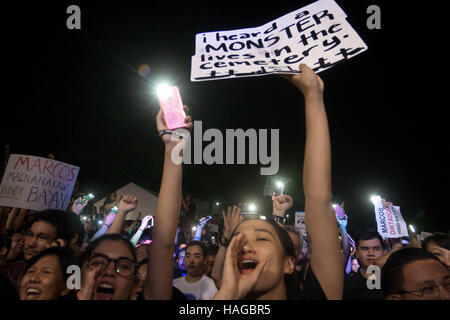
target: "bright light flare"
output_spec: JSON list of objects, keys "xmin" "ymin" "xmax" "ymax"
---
[
  {"xmin": 156, "ymin": 84, "xmax": 172, "ymax": 99},
  {"xmin": 248, "ymin": 203, "xmax": 256, "ymax": 212},
  {"xmin": 259, "ymin": 215, "xmax": 267, "ymax": 220},
  {"xmin": 370, "ymin": 195, "xmax": 381, "ymax": 205},
  {"xmin": 409, "ymin": 224, "xmax": 416, "ymax": 233}
]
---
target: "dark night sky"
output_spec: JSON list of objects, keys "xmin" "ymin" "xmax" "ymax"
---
[{"xmin": 2, "ymin": 0, "xmax": 449, "ymax": 236}]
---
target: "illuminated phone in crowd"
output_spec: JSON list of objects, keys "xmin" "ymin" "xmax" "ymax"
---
[
  {"xmin": 81, "ymin": 193, "xmax": 95, "ymax": 204},
  {"xmin": 157, "ymin": 85, "xmax": 187, "ymax": 130},
  {"xmin": 110, "ymin": 206, "xmax": 119, "ymax": 214}
]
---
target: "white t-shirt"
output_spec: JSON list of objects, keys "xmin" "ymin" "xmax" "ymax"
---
[{"xmin": 173, "ymin": 275, "xmax": 218, "ymax": 300}]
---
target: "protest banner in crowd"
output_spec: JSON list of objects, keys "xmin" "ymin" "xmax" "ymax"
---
[
  {"xmin": 191, "ymin": 0, "xmax": 367, "ymax": 81},
  {"xmin": 0, "ymin": 154, "xmax": 79, "ymax": 211},
  {"xmin": 371, "ymin": 196, "xmax": 409, "ymax": 239}
]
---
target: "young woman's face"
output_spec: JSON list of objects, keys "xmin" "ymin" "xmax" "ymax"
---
[
  {"xmin": 81, "ymin": 240, "xmax": 137, "ymax": 300},
  {"xmin": 233, "ymin": 219, "xmax": 294, "ymax": 297},
  {"xmin": 20, "ymin": 255, "xmax": 67, "ymax": 300}
]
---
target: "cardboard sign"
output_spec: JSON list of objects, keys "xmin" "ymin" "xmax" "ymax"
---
[
  {"xmin": 191, "ymin": 0, "xmax": 367, "ymax": 81},
  {"xmin": 372, "ymin": 197, "xmax": 409, "ymax": 239},
  {"xmin": 0, "ymin": 154, "xmax": 79, "ymax": 211}
]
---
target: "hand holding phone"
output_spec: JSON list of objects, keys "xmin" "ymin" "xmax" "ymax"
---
[
  {"xmin": 81, "ymin": 193, "xmax": 95, "ymax": 204},
  {"xmin": 157, "ymin": 85, "xmax": 187, "ymax": 130}
]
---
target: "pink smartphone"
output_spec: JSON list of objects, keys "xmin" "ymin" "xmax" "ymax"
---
[{"xmin": 157, "ymin": 86, "xmax": 187, "ymax": 130}]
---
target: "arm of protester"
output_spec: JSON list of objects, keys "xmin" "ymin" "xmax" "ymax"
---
[
  {"xmin": 374, "ymin": 237, "xmax": 403, "ymax": 269},
  {"xmin": 70, "ymin": 197, "xmax": 88, "ymax": 215},
  {"xmin": 407, "ymin": 229, "xmax": 422, "ymax": 249},
  {"xmin": 145, "ymin": 106, "xmax": 192, "ymax": 300},
  {"xmin": 130, "ymin": 215, "xmax": 153, "ymax": 247},
  {"xmin": 283, "ymin": 63, "xmax": 343, "ymax": 300},
  {"xmin": 106, "ymin": 194, "xmax": 138, "ymax": 235},
  {"xmin": 211, "ymin": 206, "xmax": 243, "ymax": 289},
  {"xmin": 336, "ymin": 211, "xmax": 351, "ymax": 268},
  {"xmin": 272, "ymin": 194, "xmax": 293, "ymax": 224},
  {"xmin": 214, "ymin": 233, "xmax": 267, "ymax": 300},
  {"xmin": 89, "ymin": 210, "xmax": 117, "ymax": 241},
  {"xmin": 194, "ymin": 216, "xmax": 212, "ymax": 241},
  {"xmin": 125, "ymin": 213, "xmax": 141, "ymax": 233}
]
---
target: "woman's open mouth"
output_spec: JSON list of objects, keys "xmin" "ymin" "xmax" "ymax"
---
[
  {"xmin": 238, "ymin": 259, "xmax": 259, "ymax": 274},
  {"xmin": 96, "ymin": 281, "xmax": 115, "ymax": 300},
  {"xmin": 25, "ymin": 287, "xmax": 41, "ymax": 299}
]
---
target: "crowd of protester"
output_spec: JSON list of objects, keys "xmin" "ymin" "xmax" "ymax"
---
[{"xmin": 0, "ymin": 64, "xmax": 449, "ymax": 301}]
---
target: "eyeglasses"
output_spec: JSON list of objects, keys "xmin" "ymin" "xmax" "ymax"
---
[
  {"xmin": 86, "ymin": 253, "xmax": 138, "ymax": 278},
  {"xmin": 395, "ymin": 277, "xmax": 450, "ymax": 299}
]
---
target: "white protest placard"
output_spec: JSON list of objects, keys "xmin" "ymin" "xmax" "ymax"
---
[
  {"xmin": 0, "ymin": 154, "xmax": 79, "ymax": 211},
  {"xmin": 372, "ymin": 196, "xmax": 409, "ymax": 239},
  {"xmin": 295, "ymin": 211, "xmax": 307, "ymax": 237},
  {"xmin": 191, "ymin": 0, "xmax": 367, "ymax": 81}
]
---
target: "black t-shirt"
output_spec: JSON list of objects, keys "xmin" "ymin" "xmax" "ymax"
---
[
  {"xmin": 289, "ymin": 267, "xmax": 327, "ymax": 300},
  {"xmin": 343, "ymin": 272, "xmax": 384, "ymax": 300}
]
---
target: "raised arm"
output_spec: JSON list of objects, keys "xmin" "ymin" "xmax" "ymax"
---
[
  {"xmin": 335, "ymin": 207, "xmax": 351, "ymax": 269},
  {"xmin": 145, "ymin": 106, "xmax": 192, "ymax": 300},
  {"xmin": 130, "ymin": 215, "xmax": 153, "ymax": 247},
  {"xmin": 284, "ymin": 64, "xmax": 343, "ymax": 299},
  {"xmin": 89, "ymin": 210, "xmax": 117, "ymax": 241},
  {"xmin": 194, "ymin": 216, "xmax": 212, "ymax": 241},
  {"xmin": 107, "ymin": 194, "xmax": 138, "ymax": 235},
  {"xmin": 272, "ymin": 194, "xmax": 293, "ymax": 225}
]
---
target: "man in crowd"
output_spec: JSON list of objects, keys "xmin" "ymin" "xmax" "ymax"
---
[
  {"xmin": 343, "ymin": 228, "xmax": 385, "ymax": 300},
  {"xmin": 173, "ymin": 241, "xmax": 217, "ymax": 300},
  {"xmin": 382, "ymin": 247, "xmax": 450, "ymax": 300},
  {"xmin": 0, "ymin": 210, "xmax": 73, "ymax": 291}
]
